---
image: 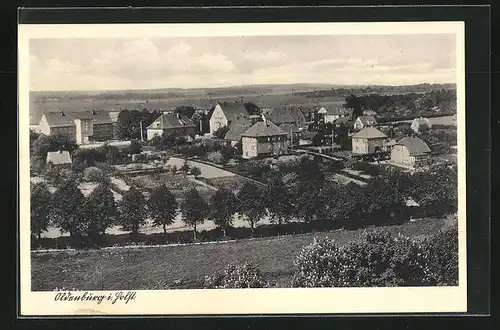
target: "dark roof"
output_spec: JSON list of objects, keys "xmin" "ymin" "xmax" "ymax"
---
[
  {"xmin": 265, "ymin": 107, "xmax": 306, "ymax": 125},
  {"xmin": 46, "ymin": 151, "xmax": 72, "ymax": 165},
  {"xmin": 224, "ymin": 118, "xmax": 253, "ymax": 141},
  {"xmin": 43, "ymin": 110, "xmax": 113, "ymax": 127},
  {"xmin": 146, "ymin": 113, "xmax": 195, "ymax": 130},
  {"xmin": 396, "ymin": 137, "xmax": 431, "ymax": 155},
  {"xmin": 301, "ymin": 131, "xmax": 319, "ymax": 140},
  {"xmin": 279, "ymin": 123, "xmax": 300, "ymax": 135},
  {"xmin": 351, "ymin": 127, "xmax": 387, "ymax": 139},
  {"xmin": 218, "ymin": 102, "xmax": 249, "ymax": 122},
  {"xmin": 356, "ymin": 116, "xmax": 378, "ymax": 126},
  {"xmin": 242, "ymin": 120, "xmax": 288, "ymax": 138}
]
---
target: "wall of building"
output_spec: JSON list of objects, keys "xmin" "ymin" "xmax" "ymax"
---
[
  {"xmin": 209, "ymin": 104, "xmax": 227, "ymax": 133},
  {"xmin": 51, "ymin": 126, "xmax": 76, "ymax": 141},
  {"xmin": 352, "ymin": 137, "xmax": 385, "ymax": 155},
  {"xmin": 242, "ymin": 137, "xmax": 258, "ymax": 159},
  {"xmin": 391, "ymin": 145, "xmax": 411, "ymax": 167},
  {"xmin": 147, "ymin": 129, "xmax": 164, "ymax": 140},
  {"xmin": 91, "ymin": 123, "xmax": 113, "ymax": 141}
]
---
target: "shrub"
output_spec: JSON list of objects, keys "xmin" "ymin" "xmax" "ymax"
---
[
  {"xmin": 203, "ymin": 262, "xmax": 266, "ymax": 288},
  {"xmin": 190, "ymin": 166, "xmax": 202, "ymax": 177},
  {"xmin": 292, "ymin": 229, "xmax": 457, "ymax": 288},
  {"xmin": 207, "ymin": 151, "xmax": 224, "ymax": 164},
  {"xmin": 83, "ymin": 166, "xmax": 110, "ymax": 183},
  {"xmin": 352, "ymin": 161, "xmax": 380, "ymax": 176}
]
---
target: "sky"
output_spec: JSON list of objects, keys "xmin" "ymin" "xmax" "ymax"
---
[{"xmin": 29, "ymin": 34, "xmax": 457, "ymax": 91}]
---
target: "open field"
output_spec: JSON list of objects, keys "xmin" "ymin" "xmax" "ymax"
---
[{"xmin": 31, "ymin": 217, "xmax": 455, "ymax": 291}]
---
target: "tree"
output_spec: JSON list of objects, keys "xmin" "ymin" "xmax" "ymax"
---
[
  {"xmin": 174, "ymin": 106, "xmax": 196, "ymax": 119},
  {"xmin": 345, "ymin": 94, "xmax": 362, "ymax": 119},
  {"xmin": 118, "ymin": 187, "xmax": 148, "ymax": 240},
  {"xmin": 209, "ymin": 187, "xmax": 238, "ymax": 237},
  {"xmin": 236, "ymin": 182, "xmax": 265, "ymax": 237},
  {"xmin": 262, "ymin": 177, "xmax": 293, "ymax": 229},
  {"xmin": 128, "ymin": 139, "xmax": 142, "ymax": 155},
  {"xmin": 31, "ymin": 133, "xmax": 78, "ymax": 159},
  {"xmin": 190, "ymin": 166, "xmax": 202, "ymax": 177},
  {"xmin": 103, "ymin": 145, "xmax": 123, "ymax": 165},
  {"xmin": 116, "ymin": 110, "xmax": 133, "ymax": 140},
  {"xmin": 181, "ymin": 187, "xmax": 209, "ymax": 241},
  {"xmin": 84, "ymin": 184, "xmax": 117, "ymax": 244},
  {"xmin": 147, "ymin": 184, "xmax": 178, "ymax": 243},
  {"xmin": 213, "ymin": 126, "xmax": 230, "ymax": 139},
  {"xmin": 49, "ymin": 178, "xmax": 87, "ymax": 246},
  {"xmin": 30, "ymin": 183, "xmax": 52, "ymax": 241}
]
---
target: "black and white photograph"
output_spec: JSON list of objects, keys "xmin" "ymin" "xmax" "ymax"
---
[{"xmin": 19, "ymin": 21, "xmax": 466, "ymax": 315}]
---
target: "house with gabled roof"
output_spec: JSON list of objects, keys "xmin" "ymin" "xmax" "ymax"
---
[
  {"xmin": 46, "ymin": 150, "xmax": 72, "ymax": 169},
  {"xmin": 146, "ymin": 112, "xmax": 196, "ymax": 141},
  {"xmin": 264, "ymin": 107, "xmax": 306, "ymax": 129},
  {"xmin": 223, "ymin": 117, "xmax": 254, "ymax": 147},
  {"xmin": 209, "ymin": 101, "xmax": 249, "ymax": 134},
  {"xmin": 353, "ymin": 115, "xmax": 378, "ymax": 131},
  {"xmin": 390, "ymin": 136, "xmax": 432, "ymax": 169},
  {"xmin": 351, "ymin": 126, "xmax": 387, "ymax": 155},
  {"xmin": 278, "ymin": 123, "xmax": 301, "ymax": 146},
  {"xmin": 410, "ymin": 117, "xmax": 432, "ymax": 133},
  {"xmin": 39, "ymin": 110, "xmax": 114, "ymax": 144},
  {"xmin": 241, "ymin": 117, "xmax": 289, "ymax": 159},
  {"xmin": 318, "ymin": 106, "xmax": 354, "ymax": 124}
]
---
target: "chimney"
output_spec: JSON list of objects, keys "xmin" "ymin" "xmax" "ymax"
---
[
  {"xmin": 60, "ymin": 111, "xmax": 65, "ymax": 116},
  {"xmin": 261, "ymin": 114, "xmax": 268, "ymax": 126}
]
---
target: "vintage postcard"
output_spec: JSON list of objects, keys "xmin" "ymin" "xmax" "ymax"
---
[{"xmin": 19, "ymin": 21, "xmax": 466, "ymax": 316}]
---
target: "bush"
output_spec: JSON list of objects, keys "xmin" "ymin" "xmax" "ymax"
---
[
  {"xmin": 292, "ymin": 229, "xmax": 458, "ymax": 288},
  {"xmin": 352, "ymin": 161, "xmax": 381, "ymax": 176},
  {"xmin": 207, "ymin": 151, "xmax": 224, "ymax": 164},
  {"xmin": 203, "ymin": 262, "xmax": 266, "ymax": 288},
  {"xmin": 83, "ymin": 166, "xmax": 110, "ymax": 183}
]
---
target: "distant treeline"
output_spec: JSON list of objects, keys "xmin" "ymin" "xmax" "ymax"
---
[{"xmin": 290, "ymin": 83, "xmax": 456, "ymax": 98}]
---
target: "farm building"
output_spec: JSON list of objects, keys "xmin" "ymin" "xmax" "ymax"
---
[
  {"xmin": 241, "ymin": 117, "xmax": 289, "ymax": 159},
  {"xmin": 46, "ymin": 150, "xmax": 72, "ymax": 168},
  {"xmin": 279, "ymin": 123, "xmax": 301, "ymax": 146},
  {"xmin": 263, "ymin": 107, "xmax": 307, "ymax": 129},
  {"xmin": 39, "ymin": 110, "xmax": 114, "ymax": 145},
  {"xmin": 353, "ymin": 115, "xmax": 378, "ymax": 131},
  {"xmin": 390, "ymin": 136, "xmax": 432, "ymax": 169},
  {"xmin": 351, "ymin": 127, "xmax": 387, "ymax": 155},
  {"xmin": 146, "ymin": 112, "xmax": 196, "ymax": 141},
  {"xmin": 411, "ymin": 117, "xmax": 432, "ymax": 133},
  {"xmin": 209, "ymin": 102, "xmax": 249, "ymax": 134},
  {"xmin": 318, "ymin": 106, "xmax": 354, "ymax": 124},
  {"xmin": 223, "ymin": 117, "xmax": 253, "ymax": 147},
  {"xmin": 299, "ymin": 131, "xmax": 319, "ymax": 146}
]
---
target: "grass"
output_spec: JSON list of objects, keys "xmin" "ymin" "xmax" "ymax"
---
[{"xmin": 31, "ymin": 217, "xmax": 453, "ymax": 291}]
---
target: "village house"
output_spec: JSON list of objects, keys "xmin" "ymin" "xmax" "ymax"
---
[
  {"xmin": 223, "ymin": 117, "xmax": 254, "ymax": 147},
  {"xmin": 278, "ymin": 123, "xmax": 301, "ymax": 146},
  {"xmin": 263, "ymin": 107, "xmax": 307, "ymax": 129},
  {"xmin": 410, "ymin": 117, "xmax": 432, "ymax": 133},
  {"xmin": 299, "ymin": 131, "xmax": 320, "ymax": 146},
  {"xmin": 363, "ymin": 109, "xmax": 378, "ymax": 117},
  {"xmin": 39, "ymin": 110, "xmax": 114, "ymax": 145},
  {"xmin": 46, "ymin": 150, "xmax": 72, "ymax": 169},
  {"xmin": 146, "ymin": 112, "xmax": 196, "ymax": 141},
  {"xmin": 209, "ymin": 101, "xmax": 249, "ymax": 134},
  {"xmin": 390, "ymin": 136, "xmax": 432, "ymax": 169},
  {"xmin": 351, "ymin": 126, "xmax": 387, "ymax": 155},
  {"xmin": 353, "ymin": 115, "xmax": 378, "ymax": 131},
  {"xmin": 318, "ymin": 106, "xmax": 354, "ymax": 124},
  {"xmin": 241, "ymin": 117, "xmax": 289, "ymax": 159}
]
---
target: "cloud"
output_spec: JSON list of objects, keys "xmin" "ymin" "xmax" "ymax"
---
[{"xmin": 243, "ymin": 50, "xmax": 288, "ymax": 63}]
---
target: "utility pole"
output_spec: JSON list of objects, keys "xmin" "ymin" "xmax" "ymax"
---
[{"xmin": 139, "ymin": 120, "xmax": 144, "ymax": 142}]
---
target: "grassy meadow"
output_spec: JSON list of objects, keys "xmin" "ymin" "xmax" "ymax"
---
[{"xmin": 32, "ymin": 217, "xmax": 454, "ymax": 291}]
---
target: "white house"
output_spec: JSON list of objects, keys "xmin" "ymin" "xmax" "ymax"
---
[
  {"xmin": 318, "ymin": 106, "xmax": 353, "ymax": 124},
  {"xmin": 390, "ymin": 136, "xmax": 432, "ymax": 169},
  {"xmin": 209, "ymin": 102, "xmax": 249, "ymax": 134},
  {"xmin": 353, "ymin": 115, "xmax": 378, "ymax": 131},
  {"xmin": 411, "ymin": 117, "xmax": 432, "ymax": 133}
]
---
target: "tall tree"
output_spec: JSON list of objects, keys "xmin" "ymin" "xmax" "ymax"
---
[
  {"xmin": 181, "ymin": 187, "xmax": 209, "ymax": 241},
  {"xmin": 118, "ymin": 186, "xmax": 148, "ymax": 240},
  {"xmin": 236, "ymin": 182, "xmax": 265, "ymax": 237},
  {"xmin": 262, "ymin": 177, "xmax": 293, "ymax": 229},
  {"xmin": 147, "ymin": 184, "xmax": 179, "ymax": 243},
  {"xmin": 84, "ymin": 183, "xmax": 117, "ymax": 244},
  {"xmin": 116, "ymin": 110, "xmax": 133, "ymax": 140},
  {"xmin": 345, "ymin": 94, "xmax": 363, "ymax": 119},
  {"xmin": 30, "ymin": 182, "xmax": 53, "ymax": 241},
  {"xmin": 49, "ymin": 178, "xmax": 87, "ymax": 246},
  {"xmin": 209, "ymin": 187, "xmax": 238, "ymax": 237}
]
